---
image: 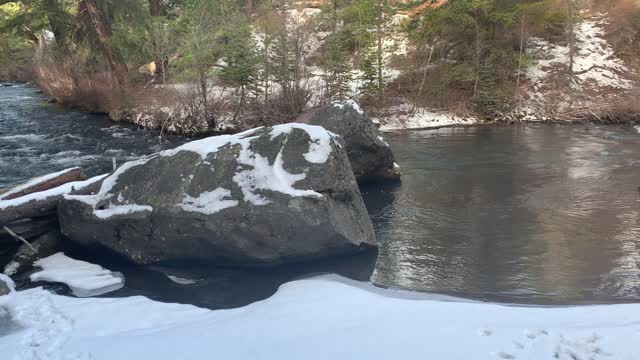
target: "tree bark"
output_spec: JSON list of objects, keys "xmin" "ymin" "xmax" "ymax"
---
[
  {"xmin": 44, "ymin": 0, "xmax": 68, "ymax": 49},
  {"xmin": 376, "ymin": 0, "xmax": 384, "ymax": 104},
  {"xmin": 473, "ymin": 16, "xmax": 481, "ymax": 98},
  {"xmin": 567, "ymin": 0, "xmax": 574, "ymax": 75},
  {"xmin": 515, "ymin": 14, "xmax": 526, "ymax": 99},
  {"xmin": 148, "ymin": 0, "xmax": 162, "ymax": 16},
  {"xmin": 77, "ymin": 0, "xmax": 128, "ymax": 88}
]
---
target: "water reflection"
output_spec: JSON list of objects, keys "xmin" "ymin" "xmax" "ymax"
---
[{"xmin": 368, "ymin": 125, "xmax": 640, "ymax": 304}]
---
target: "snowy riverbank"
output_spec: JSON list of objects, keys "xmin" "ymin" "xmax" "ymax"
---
[{"xmin": 1, "ymin": 274, "xmax": 639, "ymax": 360}]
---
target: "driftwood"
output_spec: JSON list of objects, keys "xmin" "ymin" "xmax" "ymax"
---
[
  {"xmin": 0, "ymin": 167, "xmax": 85, "ymax": 201},
  {"xmin": 0, "ymin": 217, "xmax": 57, "ymax": 241},
  {"xmin": 0, "ymin": 174, "xmax": 105, "ymax": 227},
  {"xmin": 2, "ymin": 226, "xmax": 36, "ymax": 253}
]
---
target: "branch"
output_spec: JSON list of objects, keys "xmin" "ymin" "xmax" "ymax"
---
[{"xmin": 2, "ymin": 225, "xmax": 37, "ymax": 253}]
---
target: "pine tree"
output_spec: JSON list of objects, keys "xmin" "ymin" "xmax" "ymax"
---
[{"xmin": 321, "ymin": 33, "xmax": 352, "ymax": 102}]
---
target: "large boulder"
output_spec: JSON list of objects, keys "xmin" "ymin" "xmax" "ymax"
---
[
  {"xmin": 58, "ymin": 124, "xmax": 376, "ymax": 266},
  {"xmin": 298, "ymin": 101, "xmax": 399, "ymax": 182}
]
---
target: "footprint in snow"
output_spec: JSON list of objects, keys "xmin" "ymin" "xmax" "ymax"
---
[
  {"xmin": 493, "ymin": 351, "xmax": 516, "ymax": 359},
  {"xmin": 524, "ymin": 329, "xmax": 548, "ymax": 340}
]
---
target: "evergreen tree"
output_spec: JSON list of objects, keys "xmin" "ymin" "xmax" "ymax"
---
[{"xmin": 321, "ymin": 33, "xmax": 352, "ymax": 102}]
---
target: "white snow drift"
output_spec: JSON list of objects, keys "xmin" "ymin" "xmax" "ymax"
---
[{"xmin": 1, "ymin": 274, "xmax": 639, "ymax": 360}]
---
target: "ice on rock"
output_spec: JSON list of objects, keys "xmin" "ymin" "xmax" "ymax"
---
[{"xmin": 30, "ymin": 253, "xmax": 124, "ymax": 297}]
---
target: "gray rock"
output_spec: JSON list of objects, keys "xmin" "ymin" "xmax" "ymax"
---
[
  {"xmin": 0, "ymin": 280, "xmax": 9, "ymax": 296},
  {"xmin": 298, "ymin": 101, "xmax": 399, "ymax": 182},
  {"xmin": 58, "ymin": 124, "xmax": 376, "ymax": 266}
]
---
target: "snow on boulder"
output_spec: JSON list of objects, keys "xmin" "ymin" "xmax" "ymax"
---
[
  {"xmin": 29, "ymin": 252, "xmax": 124, "ymax": 297},
  {"xmin": 298, "ymin": 101, "xmax": 399, "ymax": 182},
  {"xmin": 58, "ymin": 124, "xmax": 376, "ymax": 266}
]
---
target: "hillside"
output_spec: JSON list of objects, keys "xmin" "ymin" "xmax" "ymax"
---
[{"xmin": 1, "ymin": 0, "xmax": 639, "ymax": 134}]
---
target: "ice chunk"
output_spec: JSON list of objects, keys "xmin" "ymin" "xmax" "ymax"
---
[{"xmin": 30, "ymin": 253, "xmax": 124, "ymax": 297}]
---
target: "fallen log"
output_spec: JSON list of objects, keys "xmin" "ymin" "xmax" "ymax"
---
[
  {"xmin": 0, "ymin": 167, "xmax": 85, "ymax": 201},
  {"xmin": 0, "ymin": 174, "xmax": 107, "ymax": 227}
]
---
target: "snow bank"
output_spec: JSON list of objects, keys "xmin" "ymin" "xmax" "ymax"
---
[
  {"xmin": 29, "ymin": 253, "xmax": 124, "ymax": 297},
  {"xmin": 374, "ymin": 106, "xmax": 477, "ymax": 132},
  {"xmin": 0, "ymin": 274, "xmax": 639, "ymax": 359}
]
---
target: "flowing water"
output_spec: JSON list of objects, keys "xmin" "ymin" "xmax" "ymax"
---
[{"xmin": 2, "ymin": 84, "xmax": 640, "ymax": 306}]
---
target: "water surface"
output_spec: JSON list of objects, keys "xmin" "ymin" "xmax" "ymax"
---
[{"xmin": 365, "ymin": 126, "xmax": 640, "ymax": 304}]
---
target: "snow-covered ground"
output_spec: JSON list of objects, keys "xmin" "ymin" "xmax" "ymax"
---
[
  {"xmin": 1, "ymin": 274, "xmax": 639, "ymax": 360},
  {"xmin": 373, "ymin": 105, "xmax": 477, "ymax": 131}
]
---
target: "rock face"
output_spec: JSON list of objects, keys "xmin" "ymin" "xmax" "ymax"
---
[
  {"xmin": 298, "ymin": 101, "xmax": 399, "ymax": 182},
  {"xmin": 58, "ymin": 124, "xmax": 376, "ymax": 266}
]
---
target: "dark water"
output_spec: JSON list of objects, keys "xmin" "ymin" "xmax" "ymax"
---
[
  {"xmin": 2, "ymin": 84, "xmax": 640, "ymax": 306},
  {"xmin": 365, "ymin": 126, "xmax": 640, "ymax": 304}
]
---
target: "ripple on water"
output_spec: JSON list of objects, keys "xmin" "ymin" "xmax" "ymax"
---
[{"xmin": 368, "ymin": 125, "xmax": 640, "ymax": 304}]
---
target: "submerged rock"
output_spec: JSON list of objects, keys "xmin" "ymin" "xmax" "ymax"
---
[
  {"xmin": 3, "ymin": 230, "xmax": 65, "ymax": 280},
  {"xmin": 298, "ymin": 100, "xmax": 400, "ymax": 182},
  {"xmin": 58, "ymin": 124, "xmax": 376, "ymax": 266}
]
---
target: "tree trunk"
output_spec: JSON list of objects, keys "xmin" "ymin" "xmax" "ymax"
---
[
  {"xmin": 148, "ymin": 0, "xmax": 162, "ymax": 16},
  {"xmin": 515, "ymin": 14, "xmax": 526, "ymax": 99},
  {"xmin": 473, "ymin": 17, "xmax": 481, "ymax": 98},
  {"xmin": 376, "ymin": 0, "xmax": 384, "ymax": 105},
  {"xmin": 411, "ymin": 44, "xmax": 434, "ymax": 115},
  {"xmin": 78, "ymin": 0, "xmax": 128, "ymax": 88},
  {"xmin": 44, "ymin": 0, "xmax": 68, "ymax": 49},
  {"xmin": 199, "ymin": 67, "xmax": 208, "ymax": 122},
  {"xmin": 567, "ymin": 0, "xmax": 575, "ymax": 75}
]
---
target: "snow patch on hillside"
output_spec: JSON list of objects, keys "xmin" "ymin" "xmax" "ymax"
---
[{"xmin": 523, "ymin": 13, "xmax": 634, "ymax": 117}]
